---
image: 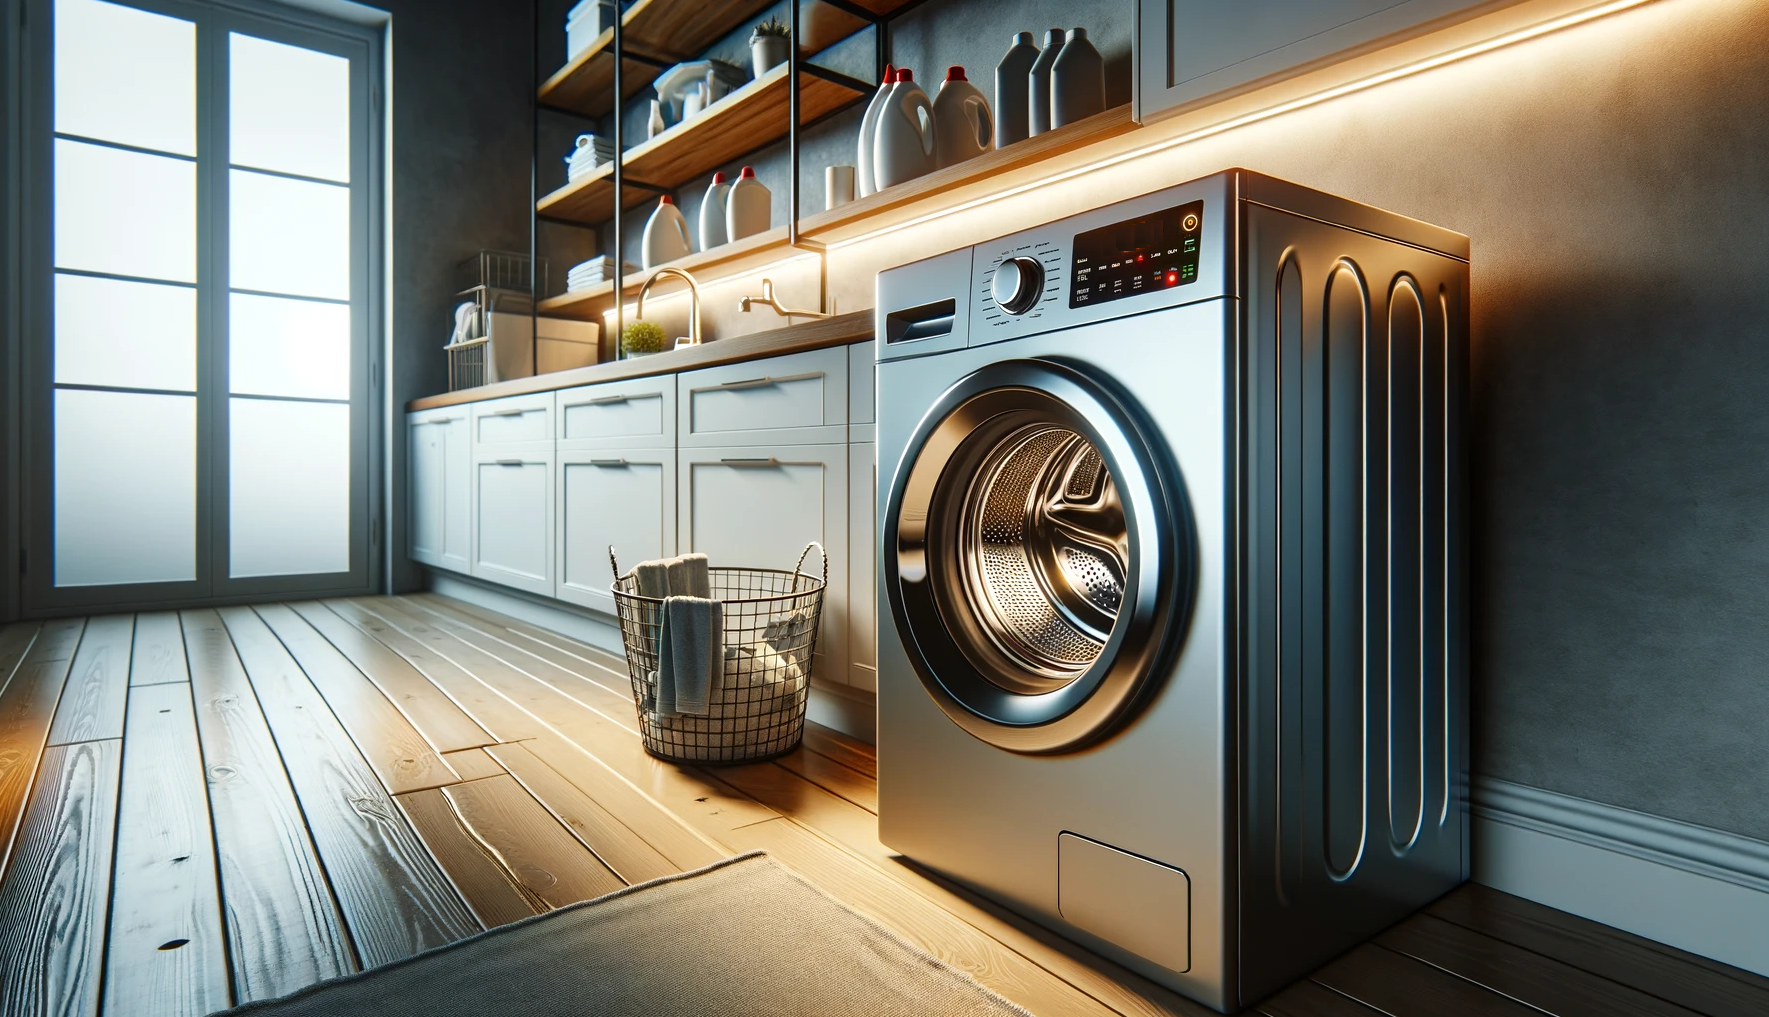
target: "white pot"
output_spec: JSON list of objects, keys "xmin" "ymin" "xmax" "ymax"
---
[{"xmin": 751, "ymin": 35, "xmax": 789, "ymax": 78}]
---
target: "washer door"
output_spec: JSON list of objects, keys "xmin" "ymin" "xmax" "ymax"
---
[{"xmin": 885, "ymin": 359, "xmax": 1193, "ymax": 754}]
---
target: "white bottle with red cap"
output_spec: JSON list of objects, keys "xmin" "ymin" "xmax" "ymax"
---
[
  {"xmin": 932, "ymin": 66, "xmax": 993, "ymax": 170},
  {"xmin": 855, "ymin": 63, "xmax": 895, "ymax": 198},
  {"xmin": 725, "ymin": 166, "xmax": 771, "ymax": 242},
  {"xmin": 700, "ymin": 171, "xmax": 731, "ymax": 250},
  {"xmin": 641, "ymin": 194, "xmax": 692, "ymax": 270},
  {"xmin": 873, "ymin": 68, "xmax": 935, "ymax": 189}
]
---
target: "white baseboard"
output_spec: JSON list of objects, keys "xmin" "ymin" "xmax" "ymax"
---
[
  {"xmin": 808, "ymin": 681, "xmax": 876, "ymax": 743},
  {"xmin": 1472, "ymin": 776, "xmax": 1769, "ymax": 977},
  {"xmin": 426, "ymin": 572, "xmax": 623, "ymax": 654}
]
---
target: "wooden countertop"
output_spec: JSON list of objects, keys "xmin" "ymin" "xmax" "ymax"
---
[{"xmin": 407, "ymin": 310, "xmax": 872, "ymax": 412}]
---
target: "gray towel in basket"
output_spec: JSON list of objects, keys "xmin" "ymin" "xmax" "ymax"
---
[
  {"xmin": 634, "ymin": 552, "xmax": 711, "ymax": 598},
  {"xmin": 656, "ymin": 595, "xmax": 720, "ymax": 717}
]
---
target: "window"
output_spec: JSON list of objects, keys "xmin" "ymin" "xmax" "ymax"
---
[{"xmin": 26, "ymin": 0, "xmax": 382, "ymax": 609}]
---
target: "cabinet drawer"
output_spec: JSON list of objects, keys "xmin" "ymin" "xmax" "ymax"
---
[
  {"xmin": 471, "ymin": 392, "xmax": 554, "ymax": 447},
  {"xmin": 556, "ymin": 447, "xmax": 675, "ymax": 615},
  {"xmin": 678, "ymin": 346, "xmax": 847, "ymax": 447},
  {"xmin": 558, "ymin": 375, "xmax": 675, "ymax": 449}
]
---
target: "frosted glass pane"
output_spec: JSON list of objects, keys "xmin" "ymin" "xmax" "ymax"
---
[
  {"xmin": 230, "ymin": 169, "xmax": 349, "ymax": 299},
  {"xmin": 230, "ymin": 398, "xmax": 349, "ymax": 577},
  {"xmin": 54, "ymin": 389, "xmax": 196, "ymax": 586},
  {"xmin": 55, "ymin": 274, "xmax": 196, "ymax": 391},
  {"xmin": 230, "ymin": 34, "xmax": 349, "ymax": 183},
  {"xmin": 56, "ymin": 139, "xmax": 195, "ymax": 281},
  {"xmin": 230, "ymin": 293, "xmax": 350, "ymax": 399},
  {"xmin": 55, "ymin": 0, "xmax": 196, "ymax": 155}
]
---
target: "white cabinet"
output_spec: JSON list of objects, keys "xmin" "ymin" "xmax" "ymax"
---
[
  {"xmin": 848, "ymin": 441, "xmax": 876, "ymax": 692},
  {"xmin": 558, "ymin": 375, "xmax": 675, "ymax": 450},
  {"xmin": 471, "ymin": 391, "xmax": 554, "ymax": 447},
  {"xmin": 557, "ymin": 447, "xmax": 675, "ymax": 615},
  {"xmin": 472, "ymin": 450, "xmax": 555, "ymax": 597},
  {"xmin": 408, "ymin": 409, "xmax": 471, "ymax": 573},
  {"xmin": 677, "ymin": 345, "xmax": 848, "ymax": 447},
  {"xmin": 1135, "ymin": 0, "xmax": 1497, "ymax": 123},
  {"xmin": 678, "ymin": 444, "xmax": 848, "ymax": 687}
]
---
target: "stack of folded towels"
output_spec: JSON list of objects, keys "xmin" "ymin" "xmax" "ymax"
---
[
  {"xmin": 635, "ymin": 552, "xmax": 720, "ymax": 719},
  {"xmin": 565, "ymin": 133, "xmax": 617, "ymax": 182},
  {"xmin": 566, "ymin": 256, "xmax": 637, "ymax": 292}
]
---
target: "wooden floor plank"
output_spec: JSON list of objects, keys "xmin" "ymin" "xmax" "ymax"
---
[
  {"xmin": 0, "ymin": 622, "xmax": 41, "ymax": 693},
  {"xmin": 0, "ymin": 618, "xmax": 85, "ymax": 880},
  {"xmin": 802, "ymin": 721, "xmax": 876, "ymax": 779},
  {"xmin": 128, "ymin": 612, "xmax": 188, "ymax": 686},
  {"xmin": 286, "ymin": 601, "xmax": 494, "ymax": 753},
  {"xmin": 413, "ymin": 593, "xmax": 615, "ymax": 669},
  {"xmin": 440, "ymin": 774, "xmax": 626, "ymax": 908},
  {"xmin": 439, "ymin": 747, "xmax": 505, "ymax": 782},
  {"xmin": 1259, "ymin": 979, "xmax": 1391, "ymax": 1017},
  {"xmin": 0, "ymin": 739, "xmax": 121, "ymax": 1017},
  {"xmin": 181, "ymin": 608, "xmax": 354, "ymax": 1001},
  {"xmin": 1311, "ymin": 942, "xmax": 1542, "ymax": 1017},
  {"xmin": 103, "ymin": 681, "xmax": 229, "ymax": 1017},
  {"xmin": 1428, "ymin": 884, "xmax": 1769, "ymax": 1017},
  {"xmin": 394, "ymin": 789, "xmax": 542, "ymax": 930},
  {"xmin": 219, "ymin": 606, "xmax": 479, "ymax": 966},
  {"xmin": 711, "ymin": 757, "xmax": 1212, "ymax": 1017},
  {"xmin": 774, "ymin": 744, "xmax": 878, "ymax": 813},
  {"xmin": 47, "ymin": 614, "xmax": 133, "ymax": 746},
  {"xmin": 488, "ymin": 741, "xmax": 686, "ymax": 884},
  {"xmin": 1379, "ymin": 912, "xmax": 1707, "ymax": 1017},
  {"xmin": 315, "ymin": 600, "xmax": 545, "ymax": 745},
  {"xmin": 254, "ymin": 604, "xmax": 461, "ymax": 795}
]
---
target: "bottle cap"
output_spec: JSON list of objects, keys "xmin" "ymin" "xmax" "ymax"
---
[
  {"xmin": 660, "ymin": 195, "xmax": 673, "ymax": 205},
  {"xmin": 896, "ymin": 68, "xmax": 913, "ymax": 83},
  {"xmin": 739, "ymin": 166, "xmax": 756, "ymax": 179},
  {"xmin": 712, "ymin": 171, "xmax": 726, "ymax": 184},
  {"xmin": 945, "ymin": 66, "xmax": 965, "ymax": 82},
  {"xmin": 882, "ymin": 62, "xmax": 895, "ymax": 85}
]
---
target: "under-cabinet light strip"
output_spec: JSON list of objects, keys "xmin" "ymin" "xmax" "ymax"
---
[{"xmin": 827, "ymin": 0, "xmax": 1659, "ymax": 251}]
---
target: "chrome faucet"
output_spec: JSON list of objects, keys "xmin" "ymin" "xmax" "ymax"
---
[
  {"xmin": 738, "ymin": 278, "xmax": 830, "ymax": 320},
  {"xmin": 635, "ymin": 266, "xmax": 703, "ymax": 346}
]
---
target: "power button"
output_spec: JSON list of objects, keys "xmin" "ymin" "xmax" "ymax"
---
[{"xmin": 1182, "ymin": 212, "xmax": 1199, "ymax": 232}]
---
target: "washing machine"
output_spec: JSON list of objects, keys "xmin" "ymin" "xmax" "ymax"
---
[{"xmin": 874, "ymin": 169, "xmax": 1470, "ymax": 1011}]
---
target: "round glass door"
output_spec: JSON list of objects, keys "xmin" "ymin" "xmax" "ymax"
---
[{"xmin": 885, "ymin": 359, "xmax": 1193, "ymax": 753}]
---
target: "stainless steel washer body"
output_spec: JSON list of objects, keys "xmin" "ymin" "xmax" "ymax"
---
[{"xmin": 874, "ymin": 170, "xmax": 1471, "ymax": 1011}]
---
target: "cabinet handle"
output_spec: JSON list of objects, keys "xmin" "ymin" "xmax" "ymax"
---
[
  {"xmin": 493, "ymin": 407, "xmax": 528, "ymax": 417},
  {"xmin": 717, "ymin": 375, "xmax": 774, "ymax": 390},
  {"xmin": 495, "ymin": 458, "xmax": 525, "ymax": 466},
  {"xmin": 588, "ymin": 458, "xmax": 628, "ymax": 467},
  {"xmin": 719, "ymin": 457, "xmax": 780, "ymax": 467},
  {"xmin": 585, "ymin": 393, "xmax": 631, "ymax": 404}
]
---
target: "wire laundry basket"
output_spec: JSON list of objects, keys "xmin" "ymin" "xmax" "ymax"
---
[{"xmin": 609, "ymin": 543, "xmax": 826, "ymax": 764}]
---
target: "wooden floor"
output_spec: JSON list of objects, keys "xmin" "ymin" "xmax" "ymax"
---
[{"xmin": 1, "ymin": 596, "xmax": 1765, "ymax": 1017}]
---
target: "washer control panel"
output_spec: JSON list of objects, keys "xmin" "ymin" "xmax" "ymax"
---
[
  {"xmin": 1070, "ymin": 200, "xmax": 1203, "ymax": 308},
  {"xmin": 991, "ymin": 257, "xmax": 1046, "ymax": 314},
  {"xmin": 978, "ymin": 239, "xmax": 1064, "ymax": 332}
]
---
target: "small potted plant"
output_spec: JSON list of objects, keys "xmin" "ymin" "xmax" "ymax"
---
[
  {"xmin": 750, "ymin": 16, "xmax": 790, "ymax": 78},
  {"xmin": 621, "ymin": 319, "xmax": 668, "ymax": 358}
]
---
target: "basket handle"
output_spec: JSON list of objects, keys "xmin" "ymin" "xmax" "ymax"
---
[
  {"xmin": 792, "ymin": 541, "xmax": 828, "ymax": 588},
  {"xmin": 608, "ymin": 545, "xmax": 623, "ymax": 583}
]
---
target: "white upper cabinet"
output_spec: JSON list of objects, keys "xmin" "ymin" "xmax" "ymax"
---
[
  {"xmin": 558, "ymin": 375, "xmax": 676, "ymax": 451},
  {"xmin": 1135, "ymin": 0, "xmax": 1499, "ymax": 123},
  {"xmin": 408, "ymin": 409, "xmax": 470, "ymax": 573},
  {"xmin": 677, "ymin": 346, "xmax": 848, "ymax": 447}
]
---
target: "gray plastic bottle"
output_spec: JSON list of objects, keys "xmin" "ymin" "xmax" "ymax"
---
[
  {"xmin": 994, "ymin": 32, "xmax": 1037, "ymax": 148},
  {"xmin": 1027, "ymin": 29, "xmax": 1064, "ymax": 137},
  {"xmin": 1051, "ymin": 27, "xmax": 1106, "ymax": 128}
]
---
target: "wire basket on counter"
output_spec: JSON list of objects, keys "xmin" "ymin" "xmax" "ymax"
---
[
  {"xmin": 445, "ymin": 251, "xmax": 547, "ymax": 391},
  {"xmin": 609, "ymin": 543, "xmax": 826, "ymax": 765}
]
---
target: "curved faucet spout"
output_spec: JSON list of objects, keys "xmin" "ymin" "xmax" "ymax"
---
[
  {"xmin": 737, "ymin": 278, "xmax": 830, "ymax": 320},
  {"xmin": 635, "ymin": 266, "xmax": 704, "ymax": 346}
]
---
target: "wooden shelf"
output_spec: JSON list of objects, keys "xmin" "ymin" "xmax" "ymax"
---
[
  {"xmin": 537, "ymin": 0, "xmax": 776, "ymax": 117},
  {"xmin": 537, "ymin": 225, "xmax": 797, "ymax": 322},
  {"xmin": 798, "ymin": 102, "xmax": 1138, "ymax": 244},
  {"xmin": 536, "ymin": 162, "xmax": 664, "ymax": 226}
]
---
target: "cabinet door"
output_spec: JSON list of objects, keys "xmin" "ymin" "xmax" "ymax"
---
[
  {"xmin": 557, "ymin": 447, "xmax": 675, "ymax": 615},
  {"xmin": 677, "ymin": 346, "xmax": 848, "ymax": 447},
  {"xmin": 472, "ymin": 450, "xmax": 555, "ymax": 597},
  {"xmin": 678, "ymin": 444, "xmax": 848, "ymax": 687},
  {"xmin": 409, "ymin": 411, "xmax": 470, "ymax": 572},
  {"xmin": 557, "ymin": 375, "xmax": 675, "ymax": 451},
  {"xmin": 848, "ymin": 441, "xmax": 876, "ymax": 692},
  {"xmin": 1135, "ymin": 0, "xmax": 1492, "ymax": 123}
]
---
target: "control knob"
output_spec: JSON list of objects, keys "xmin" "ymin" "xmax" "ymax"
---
[{"xmin": 991, "ymin": 256, "xmax": 1045, "ymax": 315}]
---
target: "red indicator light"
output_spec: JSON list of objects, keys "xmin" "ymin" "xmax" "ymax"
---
[
  {"xmin": 1137, "ymin": 254, "xmax": 1144, "ymax": 261},
  {"xmin": 1165, "ymin": 271, "xmax": 1178, "ymax": 285}
]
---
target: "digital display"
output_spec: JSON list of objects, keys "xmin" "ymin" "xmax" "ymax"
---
[{"xmin": 1070, "ymin": 201, "xmax": 1204, "ymax": 308}]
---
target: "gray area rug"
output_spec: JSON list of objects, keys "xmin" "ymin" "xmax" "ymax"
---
[{"xmin": 215, "ymin": 851, "xmax": 1034, "ymax": 1017}]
